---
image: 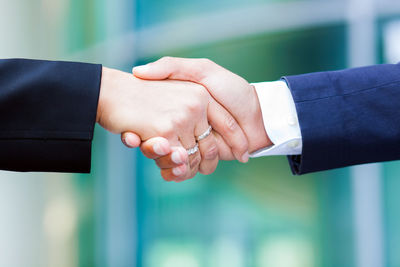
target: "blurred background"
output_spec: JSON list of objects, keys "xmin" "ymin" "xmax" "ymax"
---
[{"xmin": 0, "ymin": 0, "xmax": 399, "ymax": 266}]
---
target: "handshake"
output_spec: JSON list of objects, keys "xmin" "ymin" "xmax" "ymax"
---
[{"xmin": 97, "ymin": 57, "xmax": 273, "ymax": 182}]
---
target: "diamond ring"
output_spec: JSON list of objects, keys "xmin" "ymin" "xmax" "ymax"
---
[
  {"xmin": 186, "ymin": 143, "xmax": 199, "ymax": 156},
  {"xmin": 196, "ymin": 125, "xmax": 212, "ymax": 141}
]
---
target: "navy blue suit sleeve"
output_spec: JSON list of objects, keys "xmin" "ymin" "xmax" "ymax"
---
[
  {"xmin": 0, "ymin": 59, "xmax": 102, "ymax": 173},
  {"xmin": 283, "ymin": 63, "xmax": 400, "ymax": 175}
]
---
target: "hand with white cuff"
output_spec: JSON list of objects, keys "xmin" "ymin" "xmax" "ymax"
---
[
  {"xmin": 122, "ymin": 57, "xmax": 273, "ymax": 179},
  {"xmin": 122, "ymin": 58, "xmax": 400, "ymax": 176}
]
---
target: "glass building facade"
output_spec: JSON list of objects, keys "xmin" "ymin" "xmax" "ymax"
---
[{"xmin": 0, "ymin": 0, "xmax": 399, "ymax": 266}]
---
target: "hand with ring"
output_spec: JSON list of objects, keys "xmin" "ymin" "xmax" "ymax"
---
[
  {"xmin": 120, "ymin": 57, "xmax": 272, "ymax": 182},
  {"xmin": 97, "ymin": 67, "xmax": 248, "ymax": 182},
  {"xmin": 122, "ymin": 97, "xmax": 249, "ymax": 182},
  {"xmin": 120, "ymin": 86, "xmax": 250, "ymax": 182},
  {"xmin": 123, "ymin": 119, "xmax": 244, "ymax": 182}
]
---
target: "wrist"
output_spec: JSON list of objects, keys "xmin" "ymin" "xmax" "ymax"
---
[
  {"xmin": 248, "ymin": 85, "xmax": 273, "ymax": 153},
  {"xmin": 97, "ymin": 67, "xmax": 107, "ymax": 124},
  {"xmin": 97, "ymin": 67, "xmax": 117, "ymax": 125}
]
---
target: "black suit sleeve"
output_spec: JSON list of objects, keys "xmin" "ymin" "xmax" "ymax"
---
[{"xmin": 0, "ymin": 59, "xmax": 102, "ymax": 173}]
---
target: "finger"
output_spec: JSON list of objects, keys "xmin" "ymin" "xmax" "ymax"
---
[
  {"xmin": 140, "ymin": 137, "xmax": 172, "ymax": 159},
  {"xmin": 152, "ymin": 138, "xmax": 190, "ymax": 182},
  {"xmin": 132, "ymin": 57, "xmax": 215, "ymax": 83},
  {"xmin": 140, "ymin": 136, "xmax": 191, "ymax": 181},
  {"xmin": 208, "ymin": 99, "xmax": 249, "ymax": 162},
  {"xmin": 133, "ymin": 57, "xmax": 249, "ymax": 162},
  {"xmin": 154, "ymin": 146, "xmax": 188, "ymax": 169},
  {"xmin": 178, "ymin": 128, "xmax": 201, "ymax": 181},
  {"xmin": 195, "ymin": 124, "xmax": 219, "ymax": 175},
  {"xmin": 213, "ymin": 131, "xmax": 236, "ymax": 161},
  {"xmin": 165, "ymin": 138, "xmax": 193, "ymax": 181},
  {"xmin": 160, "ymin": 165, "xmax": 187, "ymax": 182},
  {"xmin": 121, "ymin": 132, "xmax": 141, "ymax": 148}
]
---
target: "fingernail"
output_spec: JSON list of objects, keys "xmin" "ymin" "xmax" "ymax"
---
[
  {"xmin": 153, "ymin": 142, "xmax": 166, "ymax": 155},
  {"xmin": 241, "ymin": 152, "xmax": 249, "ymax": 163},
  {"xmin": 172, "ymin": 166, "xmax": 183, "ymax": 176},
  {"xmin": 125, "ymin": 135, "xmax": 134, "ymax": 147},
  {"xmin": 132, "ymin": 64, "xmax": 150, "ymax": 73},
  {"xmin": 171, "ymin": 151, "xmax": 183, "ymax": 164}
]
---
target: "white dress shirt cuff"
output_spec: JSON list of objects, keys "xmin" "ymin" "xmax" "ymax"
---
[{"xmin": 250, "ymin": 80, "xmax": 302, "ymax": 157}]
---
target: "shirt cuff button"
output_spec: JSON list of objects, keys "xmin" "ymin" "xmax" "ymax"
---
[
  {"xmin": 287, "ymin": 116, "xmax": 297, "ymax": 126},
  {"xmin": 287, "ymin": 140, "xmax": 300, "ymax": 148}
]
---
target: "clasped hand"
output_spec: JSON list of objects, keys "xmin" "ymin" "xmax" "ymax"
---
[{"xmin": 97, "ymin": 57, "xmax": 272, "ymax": 182}]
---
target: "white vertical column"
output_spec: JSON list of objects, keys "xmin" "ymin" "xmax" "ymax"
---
[
  {"xmin": 86, "ymin": 0, "xmax": 139, "ymax": 266},
  {"xmin": 351, "ymin": 164, "xmax": 384, "ymax": 267},
  {"xmin": 103, "ymin": 0, "xmax": 137, "ymax": 68},
  {"xmin": 383, "ymin": 20, "xmax": 400, "ymax": 63},
  {"xmin": 347, "ymin": 0, "xmax": 376, "ymax": 67},
  {"xmin": 0, "ymin": 1, "xmax": 53, "ymax": 266},
  {"xmin": 103, "ymin": 0, "xmax": 138, "ymax": 267},
  {"xmin": 347, "ymin": 0, "xmax": 384, "ymax": 266},
  {"xmin": 105, "ymin": 133, "xmax": 137, "ymax": 267}
]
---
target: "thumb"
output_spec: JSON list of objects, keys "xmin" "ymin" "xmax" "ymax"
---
[
  {"xmin": 140, "ymin": 137, "xmax": 172, "ymax": 159},
  {"xmin": 121, "ymin": 132, "xmax": 142, "ymax": 148},
  {"xmin": 132, "ymin": 62, "xmax": 171, "ymax": 80},
  {"xmin": 132, "ymin": 57, "xmax": 211, "ymax": 82}
]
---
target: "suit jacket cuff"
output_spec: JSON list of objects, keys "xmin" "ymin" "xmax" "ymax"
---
[{"xmin": 0, "ymin": 59, "xmax": 102, "ymax": 173}]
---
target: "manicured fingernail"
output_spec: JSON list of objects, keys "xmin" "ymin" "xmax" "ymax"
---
[
  {"xmin": 125, "ymin": 135, "xmax": 135, "ymax": 147},
  {"xmin": 172, "ymin": 166, "xmax": 183, "ymax": 176},
  {"xmin": 171, "ymin": 151, "xmax": 183, "ymax": 164},
  {"xmin": 153, "ymin": 142, "xmax": 166, "ymax": 155},
  {"xmin": 132, "ymin": 64, "xmax": 150, "ymax": 73},
  {"xmin": 241, "ymin": 152, "xmax": 249, "ymax": 163}
]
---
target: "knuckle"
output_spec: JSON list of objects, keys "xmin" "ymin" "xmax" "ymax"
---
[
  {"xmin": 198, "ymin": 58, "xmax": 216, "ymax": 77},
  {"xmin": 172, "ymin": 114, "xmax": 189, "ymax": 129},
  {"xmin": 236, "ymin": 143, "xmax": 248, "ymax": 155},
  {"xmin": 188, "ymin": 67, "xmax": 206, "ymax": 81},
  {"xmin": 189, "ymin": 153, "xmax": 201, "ymax": 169},
  {"xmin": 186, "ymin": 59, "xmax": 213, "ymax": 81},
  {"xmin": 186, "ymin": 99, "xmax": 204, "ymax": 115},
  {"xmin": 224, "ymin": 115, "xmax": 238, "ymax": 133},
  {"xmin": 160, "ymin": 56, "xmax": 172, "ymax": 63},
  {"xmin": 157, "ymin": 123, "xmax": 174, "ymax": 138},
  {"xmin": 186, "ymin": 88, "xmax": 208, "ymax": 115},
  {"xmin": 203, "ymin": 143, "xmax": 218, "ymax": 160}
]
